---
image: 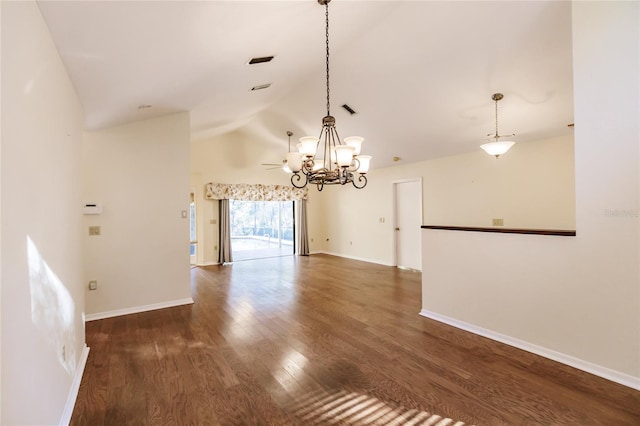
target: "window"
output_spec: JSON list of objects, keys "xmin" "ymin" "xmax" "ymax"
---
[{"xmin": 229, "ymin": 200, "xmax": 294, "ymax": 261}]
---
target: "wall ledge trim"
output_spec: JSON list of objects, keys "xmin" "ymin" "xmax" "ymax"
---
[
  {"xmin": 419, "ymin": 309, "xmax": 640, "ymax": 391},
  {"xmin": 85, "ymin": 298, "xmax": 194, "ymax": 322},
  {"xmin": 422, "ymin": 225, "xmax": 576, "ymax": 236},
  {"xmin": 59, "ymin": 344, "xmax": 90, "ymax": 425}
]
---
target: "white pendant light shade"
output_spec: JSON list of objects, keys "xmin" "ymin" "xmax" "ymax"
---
[
  {"xmin": 482, "ymin": 93, "xmax": 516, "ymax": 158},
  {"xmin": 344, "ymin": 136, "xmax": 364, "ymax": 155},
  {"xmin": 298, "ymin": 137, "xmax": 318, "ymax": 157},
  {"xmin": 480, "ymin": 141, "xmax": 515, "ymax": 158},
  {"xmin": 286, "ymin": 152, "xmax": 302, "ymax": 172},
  {"xmin": 333, "ymin": 145, "xmax": 355, "ymax": 167},
  {"xmin": 357, "ymin": 155, "xmax": 372, "ymax": 173}
]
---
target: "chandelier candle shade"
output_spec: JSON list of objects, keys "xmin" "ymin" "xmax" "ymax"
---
[
  {"xmin": 480, "ymin": 93, "xmax": 516, "ymax": 158},
  {"xmin": 285, "ymin": 0, "xmax": 371, "ymax": 190}
]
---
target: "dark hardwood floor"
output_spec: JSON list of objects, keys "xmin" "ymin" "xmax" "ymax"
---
[{"xmin": 71, "ymin": 254, "xmax": 640, "ymax": 425}]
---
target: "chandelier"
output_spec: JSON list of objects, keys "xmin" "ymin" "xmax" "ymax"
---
[
  {"xmin": 480, "ymin": 93, "xmax": 516, "ymax": 158},
  {"xmin": 285, "ymin": 0, "xmax": 371, "ymax": 191}
]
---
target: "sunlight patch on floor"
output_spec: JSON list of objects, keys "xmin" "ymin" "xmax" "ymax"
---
[{"xmin": 289, "ymin": 388, "xmax": 472, "ymax": 425}]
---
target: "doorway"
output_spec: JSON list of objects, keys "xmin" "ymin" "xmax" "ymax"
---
[
  {"xmin": 393, "ymin": 179, "xmax": 422, "ymax": 270},
  {"xmin": 229, "ymin": 200, "xmax": 294, "ymax": 261}
]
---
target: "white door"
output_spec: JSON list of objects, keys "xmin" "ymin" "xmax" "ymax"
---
[{"xmin": 394, "ymin": 179, "xmax": 422, "ymax": 270}]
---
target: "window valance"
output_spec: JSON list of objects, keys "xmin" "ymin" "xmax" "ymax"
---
[{"xmin": 205, "ymin": 183, "xmax": 308, "ymax": 201}]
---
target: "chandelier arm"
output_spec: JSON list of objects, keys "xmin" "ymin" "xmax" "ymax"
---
[
  {"xmin": 301, "ymin": 159, "xmax": 313, "ymax": 175},
  {"xmin": 332, "ymin": 123, "xmax": 342, "ymax": 146},
  {"xmin": 339, "ymin": 169, "xmax": 348, "ymax": 185},
  {"xmin": 329, "ymin": 127, "xmax": 339, "ymax": 169},
  {"xmin": 352, "ymin": 174, "xmax": 368, "ymax": 189},
  {"xmin": 291, "ymin": 172, "xmax": 306, "ymax": 189},
  {"xmin": 348, "ymin": 157, "xmax": 360, "ymax": 172},
  {"xmin": 324, "ymin": 128, "xmax": 332, "ymax": 170}
]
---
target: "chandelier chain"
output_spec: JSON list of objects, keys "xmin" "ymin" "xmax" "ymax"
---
[{"xmin": 325, "ymin": 2, "xmax": 330, "ymax": 116}]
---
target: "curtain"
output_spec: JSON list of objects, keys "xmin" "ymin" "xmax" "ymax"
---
[
  {"xmin": 218, "ymin": 199, "xmax": 233, "ymax": 264},
  {"xmin": 296, "ymin": 199, "xmax": 310, "ymax": 256},
  {"xmin": 205, "ymin": 182, "xmax": 307, "ymax": 201}
]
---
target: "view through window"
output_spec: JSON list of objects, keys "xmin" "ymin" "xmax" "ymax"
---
[{"xmin": 229, "ymin": 200, "xmax": 294, "ymax": 261}]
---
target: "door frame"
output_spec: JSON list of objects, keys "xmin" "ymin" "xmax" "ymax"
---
[
  {"xmin": 190, "ymin": 187, "xmax": 197, "ymax": 265},
  {"xmin": 392, "ymin": 178, "xmax": 423, "ymax": 268}
]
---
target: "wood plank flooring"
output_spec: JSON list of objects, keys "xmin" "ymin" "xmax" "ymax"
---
[{"xmin": 71, "ymin": 254, "xmax": 640, "ymax": 425}]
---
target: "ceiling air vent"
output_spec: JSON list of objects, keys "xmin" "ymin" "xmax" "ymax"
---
[
  {"xmin": 342, "ymin": 104, "xmax": 356, "ymax": 115},
  {"xmin": 248, "ymin": 56, "xmax": 275, "ymax": 65},
  {"xmin": 250, "ymin": 83, "xmax": 271, "ymax": 91}
]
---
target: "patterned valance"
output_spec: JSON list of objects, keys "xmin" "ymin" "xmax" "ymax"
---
[{"xmin": 205, "ymin": 183, "xmax": 308, "ymax": 201}]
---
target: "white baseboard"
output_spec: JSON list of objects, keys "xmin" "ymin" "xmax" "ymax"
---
[
  {"xmin": 59, "ymin": 344, "xmax": 90, "ymax": 426},
  {"xmin": 419, "ymin": 309, "xmax": 640, "ymax": 391},
  {"xmin": 196, "ymin": 261, "xmax": 219, "ymax": 266},
  {"xmin": 316, "ymin": 251, "xmax": 395, "ymax": 267},
  {"xmin": 85, "ymin": 298, "xmax": 194, "ymax": 322}
]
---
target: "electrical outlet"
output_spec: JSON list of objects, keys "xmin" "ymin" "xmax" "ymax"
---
[
  {"xmin": 492, "ymin": 218, "xmax": 504, "ymax": 226},
  {"xmin": 88, "ymin": 226, "xmax": 100, "ymax": 235},
  {"xmin": 88, "ymin": 280, "xmax": 98, "ymax": 291}
]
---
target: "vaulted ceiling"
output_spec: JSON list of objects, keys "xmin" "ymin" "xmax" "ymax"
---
[{"xmin": 38, "ymin": 0, "xmax": 574, "ymax": 168}]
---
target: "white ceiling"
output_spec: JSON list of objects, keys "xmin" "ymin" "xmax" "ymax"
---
[{"xmin": 37, "ymin": 0, "xmax": 574, "ymax": 169}]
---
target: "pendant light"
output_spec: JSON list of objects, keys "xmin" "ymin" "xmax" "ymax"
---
[{"xmin": 480, "ymin": 93, "xmax": 515, "ymax": 158}]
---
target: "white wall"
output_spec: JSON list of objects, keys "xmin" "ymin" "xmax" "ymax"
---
[
  {"xmin": 1, "ymin": 1, "xmax": 86, "ymax": 423},
  {"xmin": 422, "ymin": 1, "xmax": 639, "ymax": 386},
  {"xmin": 83, "ymin": 113, "xmax": 192, "ymax": 316},
  {"xmin": 316, "ymin": 134, "xmax": 575, "ymax": 265}
]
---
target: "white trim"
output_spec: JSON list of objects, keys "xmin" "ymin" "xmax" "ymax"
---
[
  {"xmin": 196, "ymin": 261, "xmax": 219, "ymax": 266},
  {"xmin": 318, "ymin": 251, "xmax": 395, "ymax": 267},
  {"xmin": 85, "ymin": 298, "xmax": 194, "ymax": 322},
  {"xmin": 59, "ymin": 345, "xmax": 90, "ymax": 426},
  {"xmin": 419, "ymin": 309, "xmax": 640, "ymax": 391}
]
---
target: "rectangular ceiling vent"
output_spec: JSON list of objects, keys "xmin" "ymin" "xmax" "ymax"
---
[
  {"xmin": 342, "ymin": 104, "xmax": 357, "ymax": 115},
  {"xmin": 248, "ymin": 56, "xmax": 275, "ymax": 65},
  {"xmin": 250, "ymin": 83, "xmax": 272, "ymax": 91}
]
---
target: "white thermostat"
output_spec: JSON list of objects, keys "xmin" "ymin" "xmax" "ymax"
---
[{"xmin": 83, "ymin": 203, "xmax": 102, "ymax": 215}]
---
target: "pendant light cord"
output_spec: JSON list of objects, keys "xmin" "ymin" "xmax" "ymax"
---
[
  {"xmin": 325, "ymin": 2, "xmax": 331, "ymax": 116},
  {"xmin": 495, "ymin": 99, "xmax": 499, "ymax": 139}
]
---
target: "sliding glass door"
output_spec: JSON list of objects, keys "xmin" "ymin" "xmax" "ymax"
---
[{"xmin": 229, "ymin": 200, "xmax": 294, "ymax": 261}]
